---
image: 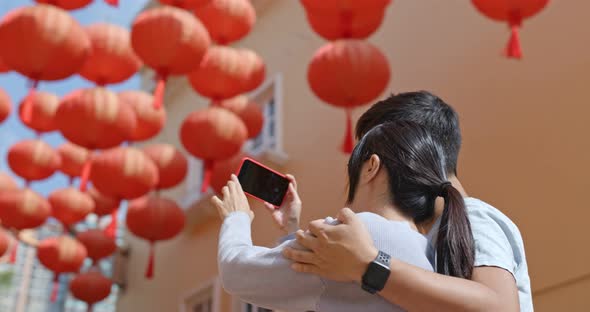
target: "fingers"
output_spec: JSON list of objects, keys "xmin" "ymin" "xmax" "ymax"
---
[
  {"xmin": 263, "ymin": 202, "xmax": 276, "ymax": 212},
  {"xmin": 222, "ymin": 185, "xmax": 230, "ymax": 200},
  {"xmin": 231, "ymin": 174, "xmax": 242, "ymax": 191},
  {"xmin": 285, "ymin": 174, "xmax": 297, "ymax": 190},
  {"xmin": 336, "ymin": 207, "xmax": 357, "ymax": 225},
  {"xmin": 288, "ymin": 183, "xmax": 301, "ymax": 203},
  {"xmin": 283, "ymin": 247, "xmax": 318, "ymax": 264},
  {"xmin": 295, "ymin": 230, "xmax": 321, "ymax": 251},
  {"xmin": 291, "ymin": 263, "xmax": 322, "ymax": 276},
  {"xmin": 211, "ymin": 196, "xmax": 227, "ymax": 219},
  {"xmin": 308, "ymin": 219, "xmax": 331, "ymax": 242}
]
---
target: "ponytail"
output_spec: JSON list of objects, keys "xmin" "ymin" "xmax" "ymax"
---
[{"xmin": 435, "ymin": 182, "xmax": 475, "ymax": 279}]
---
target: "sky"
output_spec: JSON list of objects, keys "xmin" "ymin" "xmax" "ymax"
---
[{"xmin": 0, "ymin": 0, "xmax": 148, "ymax": 196}]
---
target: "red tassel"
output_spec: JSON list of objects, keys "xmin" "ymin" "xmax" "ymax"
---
[
  {"xmin": 505, "ymin": 12, "xmax": 523, "ymax": 59},
  {"xmin": 201, "ymin": 160, "xmax": 213, "ymax": 193},
  {"xmin": 145, "ymin": 242, "xmax": 155, "ymax": 279},
  {"xmin": 153, "ymin": 75, "xmax": 167, "ymax": 110},
  {"xmin": 105, "ymin": 208, "xmax": 118, "ymax": 238},
  {"xmin": 79, "ymin": 157, "xmax": 93, "ymax": 192},
  {"xmin": 87, "ymin": 304, "xmax": 93, "ymax": 312},
  {"xmin": 104, "ymin": 0, "xmax": 118, "ymax": 7},
  {"xmin": 9, "ymin": 242, "xmax": 18, "ymax": 264},
  {"xmin": 50, "ymin": 274, "xmax": 59, "ymax": 302},
  {"xmin": 20, "ymin": 80, "xmax": 39, "ymax": 125},
  {"xmin": 341, "ymin": 110, "xmax": 354, "ymax": 154}
]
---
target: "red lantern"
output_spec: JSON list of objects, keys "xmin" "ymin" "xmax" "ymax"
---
[
  {"xmin": 0, "ymin": 5, "xmax": 90, "ymax": 123},
  {"xmin": 57, "ymin": 143, "xmax": 90, "ymax": 183},
  {"xmin": 159, "ymin": 0, "xmax": 211, "ymax": 10},
  {"xmin": 304, "ymin": 8, "xmax": 386, "ymax": 40},
  {"xmin": 7, "ymin": 139, "xmax": 61, "ymax": 182},
  {"xmin": 80, "ymin": 23, "xmax": 142, "ymax": 86},
  {"xmin": 70, "ymin": 271, "xmax": 112, "ymax": 312},
  {"xmin": 90, "ymin": 147, "xmax": 159, "ymax": 200},
  {"xmin": 301, "ymin": 0, "xmax": 391, "ymax": 11},
  {"xmin": 0, "ymin": 229, "xmax": 9, "ymax": 257},
  {"xmin": 238, "ymin": 49, "xmax": 266, "ymax": 92},
  {"xmin": 56, "ymin": 88, "xmax": 136, "ymax": 150},
  {"xmin": 308, "ymin": 40, "xmax": 390, "ymax": 153},
  {"xmin": 87, "ymin": 188, "xmax": 120, "ymax": 217},
  {"xmin": 142, "ymin": 144, "xmax": 188, "ymax": 190},
  {"xmin": 219, "ymin": 96, "xmax": 264, "ymax": 139},
  {"xmin": 131, "ymin": 6, "xmax": 210, "ymax": 109},
  {"xmin": 126, "ymin": 195, "xmax": 185, "ymax": 279},
  {"xmin": 0, "ymin": 57, "xmax": 10, "ymax": 73},
  {"xmin": 37, "ymin": 236, "xmax": 87, "ymax": 301},
  {"xmin": 194, "ymin": 0, "xmax": 256, "ymax": 45},
  {"xmin": 49, "ymin": 188, "xmax": 95, "ymax": 228},
  {"xmin": 0, "ymin": 188, "xmax": 51, "ymax": 231},
  {"xmin": 35, "ymin": 0, "xmax": 93, "ymax": 10},
  {"xmin": 180, "ymin": 107, "xmax": 247, "ymax": 192},
  {"xmin": 0, "ymin": 87, "xmax": 11, "ymax": 123},
  {"xmin": 0, "ymin": 172, "xmax": 18, "ymax": 192},
  {"xmin": 210, "ymin": 153, "xmax": 246, "ymax": 194},
  {"xmin": 77, "ymin": 229, "xmax": 117, "ymax": 264},
  {"xmin": 118, "ymin": 91, "xmax": 166, "ymax": 142},
  {"xmin": 188, "ymin": 47, "xmax": 262, "ymax": 101},
  {"xmin": 471, "ymin": 0, "xmax": 549, "ymax": 59},
  {"xmin": 18, "ymin": 91, "xmax": 59, "ymax": 134}
]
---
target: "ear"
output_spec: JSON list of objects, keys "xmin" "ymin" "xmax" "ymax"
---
[{"xmin": 362, "ymin": 154, "xmax": 381, "ymax": 183}]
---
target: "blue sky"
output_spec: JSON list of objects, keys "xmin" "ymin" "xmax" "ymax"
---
[{"xmin": 0, "ymin": 0, "xmax": 148, "ymax": 196}]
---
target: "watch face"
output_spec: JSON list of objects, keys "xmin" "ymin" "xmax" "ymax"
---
[{"xmin": 363, "ymin": 262, "xmax": 390, "ymax": 292}]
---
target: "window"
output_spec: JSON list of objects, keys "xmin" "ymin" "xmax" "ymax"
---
[{"xmin": 180, "ymin": 279, "xmax": 221, "ymax": 312}]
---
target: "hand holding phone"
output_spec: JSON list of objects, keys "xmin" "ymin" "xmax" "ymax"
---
[
  {"xmin": 237, "ymin": 158, "xmax": 290, "ymax": 207},
  {"xmin": 263, "ymin": 174, "xmax": 302, "ymax": 234}
]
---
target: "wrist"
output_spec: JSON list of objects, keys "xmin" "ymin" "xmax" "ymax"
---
[{"xmin": 354, "ymin": 246, "xmax": 379, "ymax": 283}]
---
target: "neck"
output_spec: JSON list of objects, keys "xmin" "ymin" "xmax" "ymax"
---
[{"xmin": 417, "ymin": 175, "xmax": 468, "ymax": 234}]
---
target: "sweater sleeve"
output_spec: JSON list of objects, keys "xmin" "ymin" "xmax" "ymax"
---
[{"xmin": 218, "ymin": 212, "xmax": 325, "ymax": 312}]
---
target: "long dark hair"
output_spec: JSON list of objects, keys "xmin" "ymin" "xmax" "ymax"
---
[{"xmin": 347, "ymin": 121, "xmax": 474, "ymax": 279}]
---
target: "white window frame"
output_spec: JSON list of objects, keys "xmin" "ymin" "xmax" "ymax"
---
[{"xmin": 179, "ymin": 278, "xmax": 222, "ymax": 312}]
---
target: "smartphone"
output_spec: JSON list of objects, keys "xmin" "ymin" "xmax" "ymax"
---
[{"xmin": 237, "ymin": 157, "xmax": 290, "ymax": 207}]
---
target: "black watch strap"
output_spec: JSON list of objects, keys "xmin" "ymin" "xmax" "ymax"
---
[{"xmin": 361, "ymin": 251, "xmax": 391, "ymax": 294}]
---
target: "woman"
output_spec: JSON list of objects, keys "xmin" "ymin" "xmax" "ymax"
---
[{"xmin": 212, "ymin": 121, "xmax": 474, "ymax": 312}]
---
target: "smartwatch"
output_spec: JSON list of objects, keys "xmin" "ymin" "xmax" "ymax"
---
[{"xmin": 361, "ymin": 250, "xmax": 391, "ymax": 294}]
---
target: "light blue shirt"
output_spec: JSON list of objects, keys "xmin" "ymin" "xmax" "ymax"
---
[{"xmin": 426, "ymin": 197, "xmax": 533, "ymax": 311}]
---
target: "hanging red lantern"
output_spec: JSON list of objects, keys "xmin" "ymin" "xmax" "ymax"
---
[
  {"xmin": 194, "ymin": 0, "xmax": 256, "ymax": 45},
  {"xmin": 90, "ymin": 147, "xmax": 159, "ymax": 200},
  {"xmin": 304, "ymin": 8, "xmax": 386, "ymax": 40},
  {"xmin": 18, "ymin": 91, "xmax": 59, "ymax": 134},
  {"xmin": 471, "ymin": 0, "xmax": 549, "ymax": 59},
  {"xmin": 308, "ymin": 39, "xmax": 390, "ymax": 153},
  {"xmin": 7, "ymin": 139, "xmax": 61, "ymax": 183},
  {"xmin": 210, "ymin": 153, "xmax": 246, "ymax": 194},
  {"xmin": 0, "ymin": 229, "xmax": 9, "ymax": 257},
  {"xmin": 0, "ymin": 57, "xmax": 10, "ymax": 73},
  {"xmin": 70, "ymin": 271, "xmax": 112, "ymax": 312},
  {"xmin": 87, "ymin": 188, "xmax": 120, "ymax": 217},
  {"xmin": 188, "ymin": 47, "xmax": 262, "ymax": 101},
  {"xmin": 57, "ymin": 143, "xmax": 90, "ymax": 183},
  {"xmin": 0, "ymin": 188, "xmax": 51, "ymax": 231},
  {"xmin": 118, "ymin": 91, "xmax": 166, "ymax": 142},
  {"xmin": 180, "ymin": 107, "xmax": 247, "ymax": 192},
  {"xmin": 35, "ymin": 0, "xmax": 93, "ymax": 10},
  {"xmin": 56, "ymin": 88, "xmax": 136, "ymax": 150},
  {"xmin": 0, "ymin": 87, "xmax": 11, "ymax": 123},
  {"xmin": 0, "ymin": 5, "xmax": 90, "ymax": 123},
  {"xmin": 219, "ymin": 96, "xmax": 264, "ymax": 139},
  {"xmin": 239, "ymin": 49, "xmax": 266, "ymax": 92},
  {"xmin": 80, "ymin": 23, "xmax": 142, "ymax": 86},
  {"xmin": 0, "ymin": 172, "xmax": 18, "ymax": 192},
  {"xmin": 159, "ymin": 0, "xmax": 211, "ymax": 10},
  {"xmin": 131, "ymin": 6, "xmax": 211, "ymax": 109},
  {"xmin": 49, "ymin": 188, "xmax": 95, "ymax": 229},
  {"xmin": 142, "ymin": 144, "xmax": 188, "ymax": 190},
  {"xmin": 37, "ymin": 236, "xmax": 87, "ymax": 301},
  {"xmin": 126, "ymin": 195, "xmax": 185, "ymax": 279},
  {"xmin": 301, "ymin": 0, "xmax": 391, "ymax": 11},
  {"xmin": 77, "ymin": 229, "xmax": 117, "ymax": 264}
]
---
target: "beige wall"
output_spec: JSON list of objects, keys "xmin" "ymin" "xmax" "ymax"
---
[{"xmin": 118, "ymin": 1, "xmax": 590, "ymax": 311}]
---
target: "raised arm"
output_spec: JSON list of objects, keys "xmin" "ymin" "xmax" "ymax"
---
[{"xmin": 283, "ymin": 208, "xmax": 519, "ymax": 312}]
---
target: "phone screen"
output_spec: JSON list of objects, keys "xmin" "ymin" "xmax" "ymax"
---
[{"xmin": 237, "ymin": 159, "xmax": 290, "ymax": 207}]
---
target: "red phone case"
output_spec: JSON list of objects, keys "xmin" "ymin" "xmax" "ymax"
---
[{"xmin": 237, "ymin": 157, "xmax": 289, "ymax": 208}]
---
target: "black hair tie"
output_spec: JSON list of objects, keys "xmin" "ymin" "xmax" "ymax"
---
[{"xmin": 438, "ymin": 181, "xmax": 452, "ymax": 197}]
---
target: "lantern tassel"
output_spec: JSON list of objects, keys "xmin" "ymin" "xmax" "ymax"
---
[
  {"xmin": 50, "ymin": 274, "xmax": 59, "ymax": 302},
  {"xmin": 201, "ymin": 160, "xmax": 213, "ymax": 193},
  {"xmin": 145, "ymin": 242, "xmax": 155, "ymax": 279},
  {"xmin": 79, "ymin": 158, "xmax": 93, "ymax": 192},
  {"xmin": 505, "ymin": 13, "xmax": 523, "ymax": 59},
  {"xmin": 105, "ymin": 208, "xmax": 118, "ymax": 239},
  {"xmin": 341, "ymin": 110, "xmax": 354, "ymax": 154},
  {"xmin": 20, "ymin": 80, "xmax": 39, "ymax": 125},
  {"xmin": 104, "ymin": 0, "xmax": 118, "ymax": 7},
  {"xmin": 9, "ymin": 243, "xmax": 17, "ymax": 264},
  {"xmin": 87, "ymin": 304, "xmax": 94, "ymax": 312},
  {"xmin": 153, "ymin": 75, "xmax": 167, "ymax": 110}
]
